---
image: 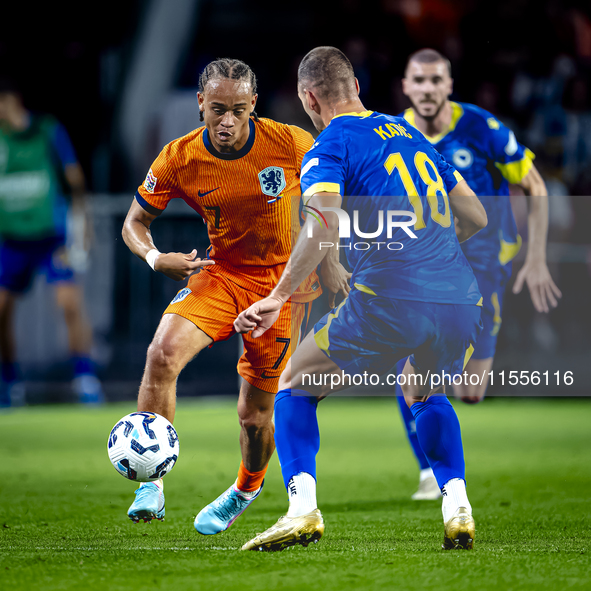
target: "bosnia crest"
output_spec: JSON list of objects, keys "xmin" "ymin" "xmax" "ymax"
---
[
  {"xmin": 258, "ymin": 166, "xmax": 286, "ymax": 202},
  {"xmin": 452, "ymin": 148, "xmax": 473, "ymax": 169}
]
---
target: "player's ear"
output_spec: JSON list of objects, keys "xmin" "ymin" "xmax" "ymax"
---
[
  {"xmin": 250, "ymin": 93, "xmax": 258, "ymax": 114},
  {"xmin": 354, "ymin": 77, "xmax": 360, "ymax": 96},
  {"xmin": 448, "ymin": 77, "xmax": 454, "ymax": 97},
  {"xmin": 306, "ymin": 89, "xmax": 319, "ymax": 113},
  {"xmin": 401, "ymin": 77, "xmax": 409, "ymax": 96},
  {"xmin": 196, "ymin": 92, "xmax": 205, "ymax": 121}
]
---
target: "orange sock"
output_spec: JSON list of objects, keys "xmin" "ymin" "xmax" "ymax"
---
[{"xmin": 236, "ymin": 460, "xmax": 267, "ymax": 492}]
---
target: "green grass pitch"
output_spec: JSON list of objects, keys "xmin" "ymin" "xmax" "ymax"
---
[{"xmin": 0, "ymin": 397, "xmax": 589, "ymax": 590}]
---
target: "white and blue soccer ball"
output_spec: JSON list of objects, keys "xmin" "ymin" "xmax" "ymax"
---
[{"xmin": 107, "ymin": 412, "xmax": 179, "ymax": 482}]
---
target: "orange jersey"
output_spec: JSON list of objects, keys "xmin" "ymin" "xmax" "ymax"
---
[{"xmin": 136, "ymin": 117, "xmax": 321, "ymax": 303}]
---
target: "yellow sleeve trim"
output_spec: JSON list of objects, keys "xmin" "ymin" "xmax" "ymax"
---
[
  {"xmin": 303, "ymin": 182, "xmax": 341, "ymax": 198},
  {"xmin": 494, "ymin": 148, "xmax": 535, "ymax": 184},
  {"xmin": 453, "ymin": 170, "xmax": 464, "ymax": 183}
]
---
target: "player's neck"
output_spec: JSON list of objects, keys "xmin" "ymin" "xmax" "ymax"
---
[
  {"xmin": 414, "ymin": 101, "xmax": 452, "ymax": 139},
  {"xmin": 325, "ymin": 99, "xmax": 367, "ymax": 126}
]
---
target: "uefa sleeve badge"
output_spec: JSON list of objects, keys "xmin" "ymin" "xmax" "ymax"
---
[{"xmin": 143, "ymin": 168, "xmax": 158, "ymax": 193}]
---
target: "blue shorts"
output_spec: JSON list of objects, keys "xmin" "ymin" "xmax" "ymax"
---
[
  {"xmin": 0, "ymin": 236, "xmax": 75, "ymax": 294},
  {"xmin": 313, "ymin": 288, "xmax": 482, "ymax": 378},
  {"xmin": 471, "ymin": 268, "xmax": 507, "ymax": 360}
]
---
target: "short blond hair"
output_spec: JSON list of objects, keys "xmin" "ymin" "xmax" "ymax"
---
[{"xmin": 406, "ymin": 49, "xmax": 452, "ymax": 77}]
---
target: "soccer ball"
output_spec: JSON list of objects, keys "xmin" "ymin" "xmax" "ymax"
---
[{"xmin": 107, "ymin": 412, "xmax": 179, "ymax": 482}]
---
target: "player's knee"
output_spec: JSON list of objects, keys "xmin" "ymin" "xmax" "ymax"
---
[
  {"xmin": 460, "ymin": 393, "xmax": 485, "ymax": 404},
  {"xmin": 403, "ymin": 383, "xmax": 432, "ymax": 408},
  {"xmin": 56, "ymin": 287, "xmax": 83, "ymax": 321},
  {"xmin": 238, "ymin": 408, "xmax": 273, "ymax": 439},
  {"xmin": 405, "ymin": 395, "xmax": 422, "ymax": 408},
  {"xmin": 238, "ymin": 395, "xmax": 273, "ymax": 435},
  {"xmin": 145, "ymin": 339, "xmax": 184, "ymax": 379},
  {"xmin": 454, "ymin": 383, "xmax": 486, "ymax": 404},
  {"xmin": 61, "ymin": 301, "xmax": 82, "ymax": 324}
]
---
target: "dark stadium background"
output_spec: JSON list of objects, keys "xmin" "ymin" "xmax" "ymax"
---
[{"xmin": 1, "ymin": 0, "xmax": 590, "ymax": 400}]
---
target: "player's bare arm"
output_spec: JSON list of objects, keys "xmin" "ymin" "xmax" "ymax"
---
[
  {"xmin": 448, "ymin": 181, "xmax": 488, "ymax": 242},
  {"xmin": 234, "ymin": 191, "xmax": 342, "ymax": 337},
  {"xmin": 122, "ymin": 199, "xmax": 214, "ymax": 281},
  {"xmin": 319, "ymin": 229, "xmax": 352, "ymax": 307},
  {"xmin": 511, "ymin": 164, "xmax": 562, "ymax": 313}
]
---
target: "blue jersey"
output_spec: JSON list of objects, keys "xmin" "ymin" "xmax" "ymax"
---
[
  {"xmin": 402, "ymin": 102, "xmax": 533, "ymax": 275},
  {"xmin": 300, "ymin": 110, "xmax": 481, "ymax": 306}
]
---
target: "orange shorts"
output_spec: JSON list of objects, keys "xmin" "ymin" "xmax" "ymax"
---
[{"xmin": 163, "ymin": 268, "xmax": 312, "ymax": 393}]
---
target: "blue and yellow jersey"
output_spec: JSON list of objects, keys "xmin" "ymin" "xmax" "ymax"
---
[
  {"xmin": 403, "ymin": 102, "xmax": 532, "ymax": 275},
  {"xmin": 300, "ymin": 110, "xmax": 481, "ymax": 306}
]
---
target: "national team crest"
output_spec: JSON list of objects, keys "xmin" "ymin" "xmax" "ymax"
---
[
  {"xmin": 258, "ymin": 166, "xmax": 286, "ymax": 201},
  {"xmin": 452, "ymin": 148, "xmax": 474, "ymax": 169},
  {"xmin": 143, "ymin": 168, "xmax": 158, "ymax": 193}
]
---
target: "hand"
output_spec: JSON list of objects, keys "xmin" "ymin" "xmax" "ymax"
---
[
  {"xmin": 512, "ymin": 259, "xmax": 562, "ymax": 313},
  {"xmin": 155, "ymin": 249, "xmax": 214, "ymax": 281},
  {"xmin": 234, "ymin": 295, "xmax": 285, "ymax": 338},
  {"xmin": 320, "ymin": 258, "xmax": 352, "ymax": 308}
]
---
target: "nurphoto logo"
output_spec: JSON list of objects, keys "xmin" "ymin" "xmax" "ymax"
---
[{"xmin": 303, "ymin": 199, "xmax": 418, "ymax": 251}]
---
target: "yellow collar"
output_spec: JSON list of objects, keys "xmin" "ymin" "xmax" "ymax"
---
[
  {"xmin": 331, "ymin": 110, "xmax": 374, "ymax": 121},
  {"xmin": 403, "ymin": 102, "xmax": 463, "ymax": 144}
]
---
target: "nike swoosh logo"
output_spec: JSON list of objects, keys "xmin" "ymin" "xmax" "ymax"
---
[
  {"xmin": 198, "ymin": 187, "xmax": 220, "ymax": 197},
  {"xmin": 261, "ymin": 371, "xmax": 280, "ymax": 379}
]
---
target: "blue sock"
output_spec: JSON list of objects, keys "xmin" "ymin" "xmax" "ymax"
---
[
  {"xmin": 411, "ymin": 396, "xmax": 465, "ymax": 489},
  {"xmin": 71, "ymin": 355, "xmax": 94, "ymax": 377},
  {"xmin": 274, "ymin": 388, "xmax": 319, "ymax": 488},
  {"xmin": 395, "ymin": 358, "xmax": 430, "ymax": 471}
]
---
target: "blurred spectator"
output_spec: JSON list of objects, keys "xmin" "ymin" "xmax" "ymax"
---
[
  {"xmin": 0, "ymin": 79, "xmax": 103, "ymax": 406},
  {"xmin": 143, "ymin": 89, "xmax": 205, "ymax": 170},
  {"xmin": 268, "ymin": 56, "xmax": 318, "ymax": 134},
  {"xmin": 344, "ymin": 37, "xmax": 372, "ymax": 103}
]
